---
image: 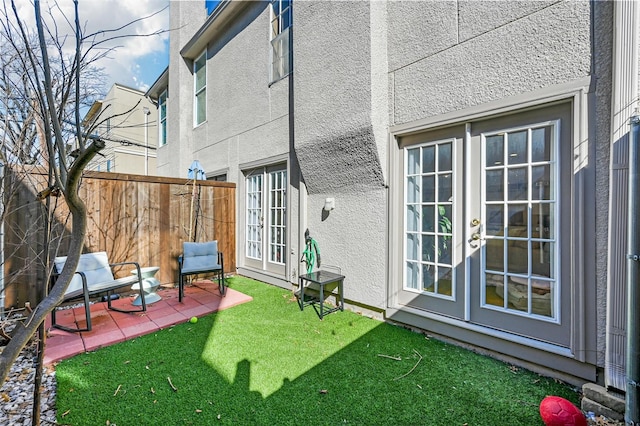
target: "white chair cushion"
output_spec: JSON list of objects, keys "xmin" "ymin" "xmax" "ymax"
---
[{"xmin": 54, "ymin": 251, "xmax": 115, "ymax": 297}]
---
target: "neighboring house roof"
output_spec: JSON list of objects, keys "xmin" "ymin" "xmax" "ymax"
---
[
  {"xmin": 84, "ymin": 83, "xmax": 149, "ymax": 126},
  {"xmin": 83, "ymin": 100, "xmax": 103, "ymax": 127}
]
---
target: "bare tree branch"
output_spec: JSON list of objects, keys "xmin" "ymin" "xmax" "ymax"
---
[{"xmin": 0, "ymin": 4, "xmax": 168, "ymax": 417}]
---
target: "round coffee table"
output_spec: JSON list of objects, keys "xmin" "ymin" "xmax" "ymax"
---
[{"xmin": 130, "ymin": 266, "xmax": 161, "ymax": 305}]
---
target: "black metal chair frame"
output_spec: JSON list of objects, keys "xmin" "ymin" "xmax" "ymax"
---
[
  {"xmin": 178, "ymin": 252, "xmax": 225, "ymax": 302},
  {"xmin": 51, "ymin": 261, "xmax": 146, "ymax": 333}
]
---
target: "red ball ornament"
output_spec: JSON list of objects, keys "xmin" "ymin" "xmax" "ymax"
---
[{"xmin": 539, "ymin": 396, "xmax": 587, "ymax": 426}]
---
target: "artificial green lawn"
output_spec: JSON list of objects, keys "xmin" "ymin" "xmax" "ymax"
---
[{"xmin": 55, "ymin": 276, "xmax": 580, "ymax": 425}]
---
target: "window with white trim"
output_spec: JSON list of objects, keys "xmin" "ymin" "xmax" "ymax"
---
[
  {"xmin": 194, "ymin": 51, "xmax": 206, "ymax": 126},
  {"xmin": 245, "ymin": 166, "xmax": 287, "ymax": 268},
  {"xmin": 270, "ymin": 0, "xmax": 292, "ymax": 82},
  {"xmin": 158, "ymin": 89, "xmax": 167, "ymax": 146},
  {"xmin": 268, "ymin": 169, "xmax": 287, "ymax": 264},
  {"xmin": 405, "ymin": 140, "xmax": 455, "ymax": 297},
  {"xmin": 246, "ymin": 173, "xmax": 263, "ymax": 260},
  {"xmin": 481, "ymin": 121, "xmax": 559, "ymax": 318}
]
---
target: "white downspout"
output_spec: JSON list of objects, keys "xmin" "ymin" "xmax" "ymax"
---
[
  {"xmin": 0, "ymin": 161, "xmax": 5, "ymax": 319},
  {"xmin": 143, "ymin": 106, "xmax": 150, "ymax": 175},
  {"xmin": 605, "ymin": 0, "xmax": 640, "ymax": 392}
]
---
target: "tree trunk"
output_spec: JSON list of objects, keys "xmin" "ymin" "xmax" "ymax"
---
[{"xmin": 0, "ymin": 138, "xmax": 103, "ymax": 386}]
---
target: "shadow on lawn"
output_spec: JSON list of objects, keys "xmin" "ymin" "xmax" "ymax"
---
[
  {"xmin": 202, "ymin": 317, "xmax": 576, "ymax": 424},
  {"xmin": 55, "ymin": 278, "xmax": 578, "ymax": 426}
]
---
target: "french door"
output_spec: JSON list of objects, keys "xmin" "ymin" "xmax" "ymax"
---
[
  {"xmin": 400, "ymin": 103, "xmax": 572, "ymax": 347},
  {"xmin": 245, "ymin": 166, "xmax": 287, "ymax": 275}
]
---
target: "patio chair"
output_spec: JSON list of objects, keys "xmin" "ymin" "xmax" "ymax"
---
[
  {"xmin": 178, "ymin": 241, "xmax": 225, "ymax": 302},
  {"xmin": 51, "ymin": 251, "xmax": 147, "ymax": 332}
]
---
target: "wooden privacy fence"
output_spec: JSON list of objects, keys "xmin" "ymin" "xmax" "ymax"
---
[{"xmin": 2, "ymin": 165, "xmax": 236, "ymax": 309}]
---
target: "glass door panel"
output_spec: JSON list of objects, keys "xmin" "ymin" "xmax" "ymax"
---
[
  {"xmin": 246, "ymin": 173, "xmax": 263, "ymax": 260},
  {"xmin": 397, "ymin": 103, "xmax": 572, "ymax": 348},
  {"xmin": 398, "ymin": 134, "xmax": 464, "ymax": 319},
  {"xmin": 468, "ymin": 106, "xmax": 571, "ymax": 347},
  {"xmin": 482, "ymin": 126, "xmax": 557, "ymax": 318},
  {"xmin": 244, "ymin": 166, "xmax": 287, "ymax": 275},
  {"xmin": 268, "ymin": 170, "xmax": 286, "ymax": 265}
]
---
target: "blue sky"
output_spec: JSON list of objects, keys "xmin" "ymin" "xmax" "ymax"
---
[
  {"xmin": 76, "ymin": 0, "xmax": 170, "ymax": 92},
  {"xmin": 132, "ymin": 42, "xmax": 170, "ymax": 92},
  {"xmin": 13, "ymin": 0, "xmax": 170, "ymax": 93}
]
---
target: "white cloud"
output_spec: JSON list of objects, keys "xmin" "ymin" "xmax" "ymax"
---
[{"xmin": 10, "ymin": 0, "xmax": 169, "ymax": 92}]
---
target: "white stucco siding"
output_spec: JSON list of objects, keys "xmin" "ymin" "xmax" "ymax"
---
[
  {"xmin": 391, "ymin": 0, "xmax": 591, "ymax": 125},
  {"xmin": 457, "ymin": 0, "xmax": 559, "ymax": 42},
  {"xmin": 387, "ymin": 0, "xmax": 458, "ymax": 72},
  {"xmin": 195, "ymin": 6, "xmax": 290, "ymax": 180},
  {"xmin": 385, "ymin": 1, "xmax": 559, "ymax": 76},
  {"xmin": 294, "ymin": 1, "xmax": 385, "ymax": 194},
  {"xmin": 594, "ymin": 1, "xmax": 614, "ymax": 370},
  {"xmin": 158, "ymin": 1, "xmax": 208, "ymax": 178},
  {"xmin": 160, "ymin": 1, "xmax": 290, "ymax": 182},
  {"xmin": 204, "ymin": 4, "xmax": 275, "ymax": 145},
  {"xmin": 309, "ymin": 189, "xmax": 387, "ymax": 310},
  {"xmin": 194, "ymin": 114, "xmax": 290, "ymax": 181},
  {"xmin": 294, "ymin": 1, "xmax": 387, "ymax": 309}
]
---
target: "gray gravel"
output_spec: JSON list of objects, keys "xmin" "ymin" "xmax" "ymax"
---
[
  {"xmin": 0, "ymin": 342, "xmax": 57, "ymax": 426},
  {"xmin": 1, "ymin": 338, "xmax": 57, "ymax": 426}
]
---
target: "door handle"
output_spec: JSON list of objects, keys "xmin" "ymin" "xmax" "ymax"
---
[
  {"xmin": 468, "ymin": 232, "xmax": 483, "ymax": 248},
  {"xmin": 471, "ymin": 218, "xmax": 480, "ymax": 227}
]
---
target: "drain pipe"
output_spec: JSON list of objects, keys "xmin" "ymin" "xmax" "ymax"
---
[
  {"xmin": 0, "ymin": 161, "xmax": 5, "ymax": 319},
  {"xmin": 627, "ymin": 115, "xmax": 640, "ymax": 425}
]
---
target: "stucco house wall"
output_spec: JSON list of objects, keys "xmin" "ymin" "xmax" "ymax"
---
[
  {"xmin": 294, "ymin": 1, "xmax": 387, "ymax": 309},
  {"xmin": 84, "ymin": 83, "xmax": 158, "ymax": 174},
  {"xmin": 154, "ymin": 1, "xmax": 299, "ymax": 287},
  {"xmin": 152, "ymin": 0, "xmax": 638, "ymax": 386},
  {"xmin": 157, "ymin": 1, "xmax": 207, "ymax": 178},
  {"xmin": 390, "ymin": 1, "xmax": 591, "ymax": 124},
  {"xmin": 385, "ymin": 0, "xmax": 607, "ymax": 371}
]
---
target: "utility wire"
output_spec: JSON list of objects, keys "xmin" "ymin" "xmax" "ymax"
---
[{"xmin": 63, "ymin": 119, "xmax": 157, "ymax": 150}]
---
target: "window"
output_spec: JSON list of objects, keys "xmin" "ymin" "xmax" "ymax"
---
[
  {"xmin": 208, "ymin": 173, "xmax": 227, "ymax": 182},
  {"xmin": 205, "ymin": 0, "xmax": 220, "ymax": 15},
  {"xmin": 405, "ymin": 140, "xmax": 455, "ymax": 297},
  {"xmin": 158, "ymin": 90, "xmax": 167, "ymax": 146},
  {"xmin": 268, "ymin": 169, "xmax": 286, "ymax": 264},
  {"xmin": 245, "ymin": 166, "xmax": 287, "ymax": 267},
  {"xmin": 270, "ymin": 0, "xmax": 292, "ymax": 82},
  {"xmin": 194, "ymin": 51, "xmax": 206, "ymax": 126},
  {"xmin": 246, "ymin": 173, "xmax": 263, "ymax": 260}
]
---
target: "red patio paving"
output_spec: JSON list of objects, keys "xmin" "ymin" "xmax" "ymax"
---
[{"xmin": 44, "ymin": 280, "xmax": 252, "ymax": 365}]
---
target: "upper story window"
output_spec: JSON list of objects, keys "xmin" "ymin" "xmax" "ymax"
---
[
  {"xmin": 208, "ymin": 173, "xmax": 227, "ymax": 182},
  {"xmin": 158, "ymin": 89, "xmax": 167, "ymax": 146},
  {"xmin": 205, "ymin": 0, "xmax": 221, "ymax": 15},
  {"xmin": 270, "ymin": 0, "xmax": 292, "ymax": 83},
  {"xmin": 194, "ymin": 51, "xmax": 207, "ymax": 126}
]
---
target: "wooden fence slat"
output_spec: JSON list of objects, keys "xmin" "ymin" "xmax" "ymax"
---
[{"xmin": 2, "ymin": 166, "xmax": 236, "ymax": 308}]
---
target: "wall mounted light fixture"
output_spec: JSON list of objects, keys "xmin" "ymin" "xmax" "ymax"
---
[{"xmin": 323, "ymin": 197, "xmax": 335, "ymax": 211}]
